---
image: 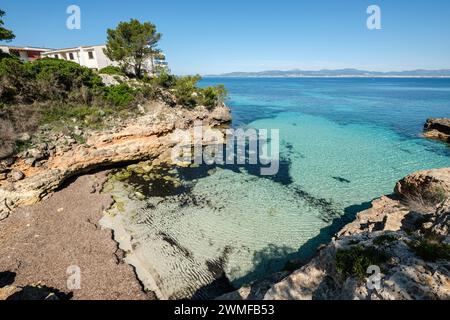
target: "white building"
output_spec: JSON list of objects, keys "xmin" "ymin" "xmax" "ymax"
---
[
  {"xmin": 0, "ymin": 45, "xmax": 51, "ymax": 62},
  {"xmin": 42, "ymin": 44, "xmax": 168, "ymax": 75},
  {"xmin": 41, "ymin": 45, "xmax": 115, "ymax": 71},
  {"xmin": 2, "ymin": 44, "xmax": 168, "ymax": 75}
]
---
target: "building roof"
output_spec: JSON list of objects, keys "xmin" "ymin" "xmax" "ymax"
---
[
  {"xmin": 0, "ymin": 45, "xmax": 53, "ymax": 52},
  {"xmin": 43, "ymin": 45, "xmax": 106, "ymax": 54}
]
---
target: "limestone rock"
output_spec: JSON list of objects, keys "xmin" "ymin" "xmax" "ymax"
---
[
  {"xmin": 0, "ymin": 103, "xmax": 231, "ymax": 217},
  {"xmin": 227, "ymin": 168, "xmax": 450, "ymax": 301},
  {"xmin": 423, "ymin": 118, "xmax": 450, "ymax": 143},
  {"xmin": 10, "ymin": 170, "xmax": 25, "ymax": 182},
  {"xmin": 394, "ymin": 168, "xmax": 450, "ymax": 205},
  {"xmin": 99, "ymin": 74, "xmax": 127, "ymax": 87}
]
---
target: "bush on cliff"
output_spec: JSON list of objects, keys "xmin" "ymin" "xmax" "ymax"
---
[
  {"xmin": 0, "ymin": 54, "xmax": 31, "ymax": 103},
  {"xmin": 335, "ymin": 245, "xmax": 389, "ymax": 280},
  {"xmin": 149, "ymin": 72, "xmax": 227, "ymax": 109},
  {"xmin": 99, "ymin": 65, "xmax": 125, "ymax": 76},
  {"xmin": 0, "ymin": 57, "xmax": 103, "ymax": 104},
  {"xmin": 103, "ymin": 83, "xmax": 137, "ymax": 108},
  {"xmin": 0, "ymin": 53, "xmax": 227, "ymax": 158},
  {"xmin": 409, "ymin": 238, "xmax": 450, "ymax": 262},
  {"xmin": 25, "ymin": 58, "xmax": 103, "ymax": 100},
  {"xmin": 150, "ymin": 70, "xmax": 176, "ymax": 88},
  {"xmin": 199, "ymin": 84, "xmax": 227, "ymax": 110},
  {"xmin": 173, "ymin": 75, "xmax": 202, "ymax": 108}
]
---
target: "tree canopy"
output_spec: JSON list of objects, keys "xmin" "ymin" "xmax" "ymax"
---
[
  {"xmin": 0, "ymin": 9, "xmax": 15, "ymax": 41},
  {"xmin": 104, "ymin": 19, "xmax": 161, "ymax": 78}
]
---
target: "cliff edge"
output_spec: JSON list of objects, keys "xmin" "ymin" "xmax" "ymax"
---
[{"xmin": 0, "ymin": 102, "xmax": 231, "ymax": 221}]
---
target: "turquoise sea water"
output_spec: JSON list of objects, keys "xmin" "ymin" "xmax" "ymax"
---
[{"xmin": 107, "ymin": 78, "xmax": 450, "ymax": 299}]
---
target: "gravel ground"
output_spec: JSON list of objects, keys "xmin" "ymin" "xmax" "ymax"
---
[{"xmin": 0, "ymin": 172, "xmax": 153, "ymax": 300}]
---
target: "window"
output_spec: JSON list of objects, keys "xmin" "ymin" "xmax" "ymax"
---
[
  {"xmin": 88, "ymin": 51, "xmax": 94, "ymax": 60},
  {"xmin": 54, "ymin": 54, "xmax": 58, "ymax": 59},
  {"xmin": 69, "ymin": 52, "xmax": 74, "ymax": 60}
]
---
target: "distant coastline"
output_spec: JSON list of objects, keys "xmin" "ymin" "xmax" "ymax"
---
[{"xmin": 205, "ymin": 68, "xmax": 450, "ymax": 78}]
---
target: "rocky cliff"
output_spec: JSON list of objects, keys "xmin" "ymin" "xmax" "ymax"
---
[
  {"xmin": 0, "ymin": 102, "xmax": 231, "ymax": 221},
  {"xmin": 423, "ymin": 118, "xmax": 450, "ymax": 143},
  {"xmin": 221, "ymin": 168, "xmax": 450, "ymax": 300}
]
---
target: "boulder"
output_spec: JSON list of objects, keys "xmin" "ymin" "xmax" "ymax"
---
[
  {"xmin": 9, "ymin": 170, "xmax": 25, "ymax": 182},
  {"xmin": 0, "ymin": 141, "xmax": 14, "ymax": 160},
  {"xmin": 395, "ymin": 168, "xmax": 450, "ymax": 205},
  {"xmin": 17, "ymin": 132, "xmax": 31, "ymax": 142},
  {"xmin": 423, "ymin": 118, "xmax": 450, "ymax": 142}
]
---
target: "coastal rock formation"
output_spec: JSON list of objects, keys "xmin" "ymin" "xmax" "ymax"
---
[
  {"xmin": 423, "ymin": 118, "xmax": 450, "ymax": 143},
  {"xmin": 221, "ymin": 168, "xmax": 450, "ymax": 300},
  {"xmin": 0, "ymin": 103, "xmax": 231, "ymax": 221}
]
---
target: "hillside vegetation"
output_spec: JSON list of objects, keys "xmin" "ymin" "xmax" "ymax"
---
[{"xmin": 0, "ymin": 55, "xmax": 226, "ymax": 160}]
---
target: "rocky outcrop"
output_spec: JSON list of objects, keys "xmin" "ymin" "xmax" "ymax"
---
[
  {"xmin": 0, "ymin": 103, "xmax": 231, "ymax": 221},
  {"xmin": 423, "ymin": 118, "xmax": 450, "ymax": 143},
  {"xmin": 222, "ymin": 168, "xmax": 450, "ymax": 300}
]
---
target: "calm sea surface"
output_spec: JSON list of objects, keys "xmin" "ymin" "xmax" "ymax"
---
[{"xmin": 106, "ymin": 78, "xmax": 450, "ymax": 299}]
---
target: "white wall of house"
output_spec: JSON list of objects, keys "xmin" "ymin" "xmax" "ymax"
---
[
  {"xmin": 42, "ymin": 45, "xmax": 117, "ymax": 71},
  {"xmin": 7, "ymin": 44, "xmax": 167, "ymax": 75},
  {"xmin": 0, "ymin": 46, "xmax": 49, "ymax": 62},
  {"xmin": 0, "ymin": 46, "xmax": 11, "ymax": 54}
]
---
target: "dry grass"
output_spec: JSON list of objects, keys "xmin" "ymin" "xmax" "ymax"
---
[
  {"xmin": 0, "ymin": 118, "xmax": 16, "ymax": 159},
  {"xmin": 402, "ymin": 188, "xmax": 448, "ymax": 214}
]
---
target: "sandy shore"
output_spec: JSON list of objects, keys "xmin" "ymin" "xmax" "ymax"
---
[{"xmin": 0, "ymin": 171, "xmax": 153, "ymax": 300}]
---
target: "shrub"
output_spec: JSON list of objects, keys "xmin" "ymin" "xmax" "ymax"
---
[
  {"xmin": 151, "ymin": 70, "xmax": 176, "ymax": 88},
  {"xmin": 0, "ymin": 56, "xmax": 30, "ymax": 103},
  {"xmin": 25, "ymin": 58, "xmax": 103, "ymax": 92},
  {"xmin": 134, "ymin": 84, "xmax": 156, "ymax": 100},
  {"xmin": 173, "ymin": 75, "xmax": 201, "ymax": 108},
  {"xmin": 39, "ymin": 104, "xmax": 111, "ymax": 129},
  {"xmin": 99, "ymin": 65, "xmax": 125, "ymax": 76},
  {"xmin": 409, "ymin": 239, "xmax": 450, "ymax": 262},
  {"xmin": 0, "ymin": 118, "xmax": 16, "ymax": 159},
  {"xmin": 199, "ymin": 85, "xmax": 227, "ymax": 110},
  {"xmin": 103, "ymin": 83, "xmax": 136, "ymax": 108},
  {"xmin": 373, "ymin": 234, "xmax": 398, "ymax": 246},
  {"xmin": 335, "ymin": 246, "xmax": 389, "ymax": 280},
  {"xmin": 1, "ymin": 58, "xmax": 104, "ymax": 104}
]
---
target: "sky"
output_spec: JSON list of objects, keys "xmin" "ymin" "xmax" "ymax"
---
[{"xmin": 1, "ymin": 0, "xmax": 450, "ymax": 75}]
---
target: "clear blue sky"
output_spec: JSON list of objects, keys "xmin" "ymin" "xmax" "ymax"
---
[{"xmin": 2, "ymin": 0, "xmax": 450, "ymax": 74}]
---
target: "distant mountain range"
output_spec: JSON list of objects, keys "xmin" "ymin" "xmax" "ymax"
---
[{"xmin": 207, "ymin": 68, "xmax": 450, "ymax": 78}]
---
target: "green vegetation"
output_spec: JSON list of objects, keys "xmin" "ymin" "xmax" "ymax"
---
[
  {"xmin": 0, "ymin": 17, "xmax": 227, "ymax": 159},
  {"xmin": 104, "ymin": 83, "xmax": 137, "ymax": 108},
  {"xmin": 373, "ymin": 234, "xmax": 398, "ymax": 246},
  {"xmin": 409, "ymin": 238, "xmax": 450, "ymax": 262},
  {"xmin": 0, "ymin": 9, "xmax": 15, "ymax": 41},
  {"xmin": 99, "ymin": 66, "xmax": 125, "ymax": 76},
  {"xmin": 151, "ymin": 70, "xmax": 176, "ymax": 88},
  {"xmin": 336, "ymin": 246, "xmax": 389, "ymax": 280},
  {"xmin": 430, "ymin": 186, "xmax": 448, "ymax": 204},
  {"xmin": 199, "ymin": 84, "xmax": 227, "ymax": 110},
  {"xmin": 0, "ymin": 56, "xmax": 103, "ymax": 104},
  {"xmin": 104, "ymin": 19, "xmax": 162, "ymax": 78},
  {"xmin": 150, "ymin": 72, "xmax": 227, "ymax": 110}
]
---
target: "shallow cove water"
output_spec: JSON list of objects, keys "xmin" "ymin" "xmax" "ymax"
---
[{"xmin": 104, "ymin": 78, "xmax": 450, "ymax": 299}]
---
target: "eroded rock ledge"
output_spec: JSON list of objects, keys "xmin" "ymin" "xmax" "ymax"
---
[
  {"xmin": 0, "ymin": 103, "xmax": 231, "ymax": 220},
  {"xmin": 423, "ymin": 118, "xmax": 450, "ymax": 143},
  {"xmin": 221, "ymin": 168, "xmax": 450, "ymax": 300}
]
